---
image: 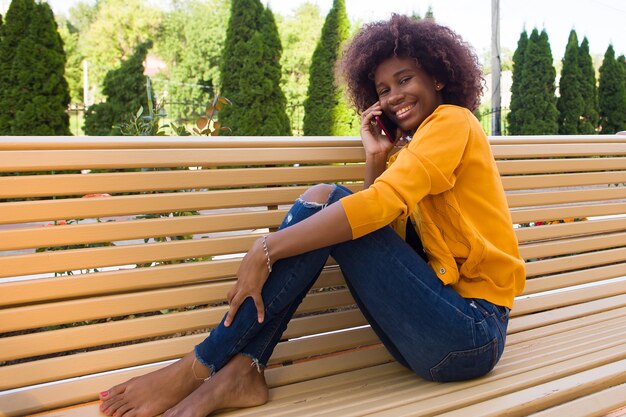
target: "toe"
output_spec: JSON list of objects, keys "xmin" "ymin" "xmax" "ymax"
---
[
  {"xmin": 105, "ymin": 398, "xmax": 127, "ymax": 416},
  {"xmin": 112, "ymin": 402, "xmax": 132, "ymax": 417}
]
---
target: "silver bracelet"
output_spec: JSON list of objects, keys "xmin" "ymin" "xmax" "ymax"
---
[{"xmin": 261, "ymin": 235, "xmax": 272, "ymax": 273}]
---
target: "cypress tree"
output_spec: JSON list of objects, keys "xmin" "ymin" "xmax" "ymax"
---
[
  {"xmin": 578, "ymin": 37, "xmax": 600, "ymax": 134},
  {"xmin": 557, "ymin": 30, "xmax": 583, "ymax": 134},
  {"xmin": 0, "ymin": 0, "xmax": 70, "ymax": 135},
  {"xmin": 516, "ymin": 29, "xmax": 558, "ymax": 134},
  {"xmin": 598, "ymin": 45, "xmax": 626, "ymax": 134},
  {"xmin": 219, "ymin": 0, "xmax": 291, "ymax": 136},
  {"xmin": 303, "ymin": 0, "xmax": 358, "ymax": 136},
  {"xmin": 84, "ymin": 41, "xmax": 153, "ymax": 136},
  {"xmin": 0, "ymin": 0, "xmax": 31, "ymax": 134},
  {"xmin": 16, "ymin": 3, "xmax": 71, "ymax": 135},
  {"xmin": 507, "ymin": 31, "xmax": 528, "ymax": 135}
]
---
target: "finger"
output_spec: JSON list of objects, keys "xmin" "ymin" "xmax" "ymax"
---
[
  {"xmin": 224, "ymin": 296, "xmax": 242, "ymax": 327},
  {"xmin": 362, "ymin": 109, "xmax": 382, "ymax": 126},
  {"xmin": 253, "ymin": 294, "xmax": 265, "ymax": 323},
  {"xmin": 227, "ymin": 285, "xmax": 236, "ymax": 304}
]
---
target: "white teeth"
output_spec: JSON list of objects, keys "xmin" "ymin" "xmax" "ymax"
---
[{"xmin": 396, "ymin": 105, "xmax": 413, "ymax": 117}]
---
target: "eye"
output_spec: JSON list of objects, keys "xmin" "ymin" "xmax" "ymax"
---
[
  {"xmin": 399, "ymin": 76, "xmax": 412, "ymax": 84},
  {"xmin": 377, "ymin": 88, "xmax": 389, "ymax": 96}
]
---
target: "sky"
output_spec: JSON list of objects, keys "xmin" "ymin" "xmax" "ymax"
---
[{"xmin": 1, "ymin": 0, "xmax": 625, "ymax": 60}]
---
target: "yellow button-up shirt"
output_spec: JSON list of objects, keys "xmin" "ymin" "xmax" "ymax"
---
[{"xmin": 339, "ymin": 105, "xmax": 525, "ymax": 308}]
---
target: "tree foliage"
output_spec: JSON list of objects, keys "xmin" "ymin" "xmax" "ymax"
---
[
  {"xmin": 154, "ymin": 0, "xmax": 230, "ymax": 121},
  {"xmin": 557, "ymin": 30, "xmax": 583, "ymax": 134},
  {"xmin": 510, "ymin": 29, "xmax": 558, "ymax": 134},
  {"xmin": 578, "ymin": 37, "xmax": 600, "ymax": 134},
  {"xmin": 84, "ymin": 41, "xmax": 154, "ymax": 136},
  {"xmin": 303, "ymin": 0, "xmax": 358, "ymax": 136},
  {"xmin": 77, "ymin": 0, "xmax": 162, "ymax": 102},
  {"xmin": 0, "ymin": 0, "xmax": 71, "ymax": 135},
  {"xmin": 219, "ymin": 0, "xmax": 291, "ymax": 136},
  {"xmin": 57, "ymin": 19, "xmax": 84, "ymax": 104},
  {"xmin": 276, "ymin": 3, "xmax": 324, "ymax": 134},
  {"xmin": 507, "ymin": 31, "xmax": 528, "ymax": 135},
  {"xmin": 598, "ymin": 45, "xmax": 626, "ymax": 133}
]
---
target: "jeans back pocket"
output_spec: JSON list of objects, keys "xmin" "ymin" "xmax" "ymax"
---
[{"xmin": 429, "ymin": 337, "xmax": 499, "ymax": 382}]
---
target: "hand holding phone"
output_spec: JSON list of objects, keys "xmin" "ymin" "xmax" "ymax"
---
[{"xmin": 374, "ymin": 113, "xmax": 398, "ymax": 143}]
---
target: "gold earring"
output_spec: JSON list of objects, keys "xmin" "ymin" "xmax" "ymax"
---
[{"xmin": 435, "ymin": 83, "xmax": 443, "ymax": 91}]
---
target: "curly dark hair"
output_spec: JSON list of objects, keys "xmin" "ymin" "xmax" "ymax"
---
[{"xmin": 339, "ymin": 15, "xmax": 483, "ymax": 112}]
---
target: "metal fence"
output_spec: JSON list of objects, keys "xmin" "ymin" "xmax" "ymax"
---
[{"xmin": 68, "ymin": 103, "xmax": 511, "ymax": 137}]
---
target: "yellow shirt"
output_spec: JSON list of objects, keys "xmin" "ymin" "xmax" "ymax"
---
[{"xmin": 339, "ymin": 105, "xmax": 525, "ymax": 309}]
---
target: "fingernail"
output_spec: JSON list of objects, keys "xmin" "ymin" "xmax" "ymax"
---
[{"xmin": 100, "ymin": 391, "xmax": 108, "ymax": 397}]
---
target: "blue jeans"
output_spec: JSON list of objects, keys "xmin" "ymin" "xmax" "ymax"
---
[{"xmin": 195, "ymin": 184, "xmax": 509, "ymax": 382}]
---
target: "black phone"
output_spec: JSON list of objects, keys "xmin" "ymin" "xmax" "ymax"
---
[{"xmin": 374, "ymin": 113, "xmax": 398, "ymax": 143}]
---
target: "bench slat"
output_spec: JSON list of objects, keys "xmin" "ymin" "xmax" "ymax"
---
[
  {"xmin": 0, "ymin": 210, "xmax": 287, "ymax": 251},
  {"xmin": 0, "ymin": 148, "xmax": 367, "ymax": 172},
  {"xmin": 528, "ymin": 382, "xmax": 626, "ymax": 417},
  {"xmin": 506, "ymin": 187, "xmax": 626, "ymax": 208},
  {"xmin": 513, "ymin": 279, "xmax": 626, "ymax": 316},
  {"xmin": 0, "ymin": 259, "xmax": 237, "ymax": 306},
  {"xmin": 515, "ymin": 217, "xmax": 626, "ymax": 243},
  {"xmin": 491, "ymin": 143, "xmax": 626, "ymax": 158},
  {"xmin": 508, "ymin": 294, "xmax": 626, "ymax": 335},
  {"xmin": 0, "ymin": 187, "xmax": 306, "ymax": 224},
  {"xmin": 524, "ymin": 247, "xmax": 626, "ymax": 277},
  {"xmin": 496, "ymin": 158, "xmax": 626, "ymax": 175},
  {"xmin": 501, "ymin": 171, "xmax": 626, "ymax": 190},
  {"xmin": 0, "ymin": 184, "xmax": 361, "ymax": 225},
  {"xmin": 519, "ymin": 231, "xmax": 626, "ymax": 260},
  {"xmin": 0, "ymin": 234, "xmax": 258, "ymax": 278},
  {"xmin": 0, "ymin": 165, "xmax": 366, "ymax": 198},
  {"xmin": 510, "ymin": 201, "xmax": 626, "ymax": 224},
  {"xmin": 522, "ymin": 263, "xmax": 626, "ymax": 295}
]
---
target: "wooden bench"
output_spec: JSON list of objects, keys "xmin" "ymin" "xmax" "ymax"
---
[{"xmin": 1, "ymin": 135, "xmax": 625, "ymax": 417}]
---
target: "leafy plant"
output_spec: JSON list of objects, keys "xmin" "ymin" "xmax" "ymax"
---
[{"xmin": 116, "ymin": 77, "xmax": 231, "ymax": 136}]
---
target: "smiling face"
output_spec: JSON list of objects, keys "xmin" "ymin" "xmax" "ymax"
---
[{"xmin": 374, "ymin": 56, "xmax": 444, "ymax": 134}]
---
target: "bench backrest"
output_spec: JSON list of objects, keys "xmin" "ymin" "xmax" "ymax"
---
[{"xmin": 1, "ymin": 135, "xmax": 625, "ymax": 416}]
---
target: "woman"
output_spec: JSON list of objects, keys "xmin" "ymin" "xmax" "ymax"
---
[{"xmin": 99, "ymin": 15, "xmax": 525, "ymax": 417}]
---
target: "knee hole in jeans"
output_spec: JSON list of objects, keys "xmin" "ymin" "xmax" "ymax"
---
[{"xmin": 299, "ymin": 183, "xmax": 335, "ymax": 206}]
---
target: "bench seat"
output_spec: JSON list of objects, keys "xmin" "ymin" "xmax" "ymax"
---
[{"xmin": 1, "ymin": 135, "xmax": 625, "ymax": 416}]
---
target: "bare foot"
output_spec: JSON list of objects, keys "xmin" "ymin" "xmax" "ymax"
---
[
  {"xmin": 162, "ymin": 354, "xmax": 269, "ymax": 417},
  {"xmin": 99, "ymin": 351, "xmax": 210, "ymax": 417}
]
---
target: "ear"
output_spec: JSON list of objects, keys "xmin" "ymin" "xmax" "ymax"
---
[{"xmin": 434, "ymin": 82, "xmax": 445, "ymax": 91}]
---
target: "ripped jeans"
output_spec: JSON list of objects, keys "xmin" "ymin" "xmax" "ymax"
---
[{"xmin": 194, "ymin": 184, "xmax": 509, "ymax": 382}]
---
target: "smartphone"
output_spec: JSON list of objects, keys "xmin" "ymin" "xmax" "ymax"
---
[{"xmin": 374, "ymin": 113, "xmax": 398, "ymax": 143}]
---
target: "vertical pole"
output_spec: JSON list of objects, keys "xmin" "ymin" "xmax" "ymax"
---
[
  {"xmin": 83, "ymin": 60, "xmax": 89, "ymax": 108},
  {"xmin": 491, "ymin": 0, "xmax": 502, "ymax": 136}
]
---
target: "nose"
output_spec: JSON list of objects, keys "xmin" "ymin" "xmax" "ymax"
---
[{"xmin": 387, "ymin": 87, "xmax": 404, "ymax": 106}]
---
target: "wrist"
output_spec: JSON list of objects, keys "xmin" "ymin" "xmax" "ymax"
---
[{"xmin": 365, "ymin": 152, "xmax": 389, "ymax": 165}]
